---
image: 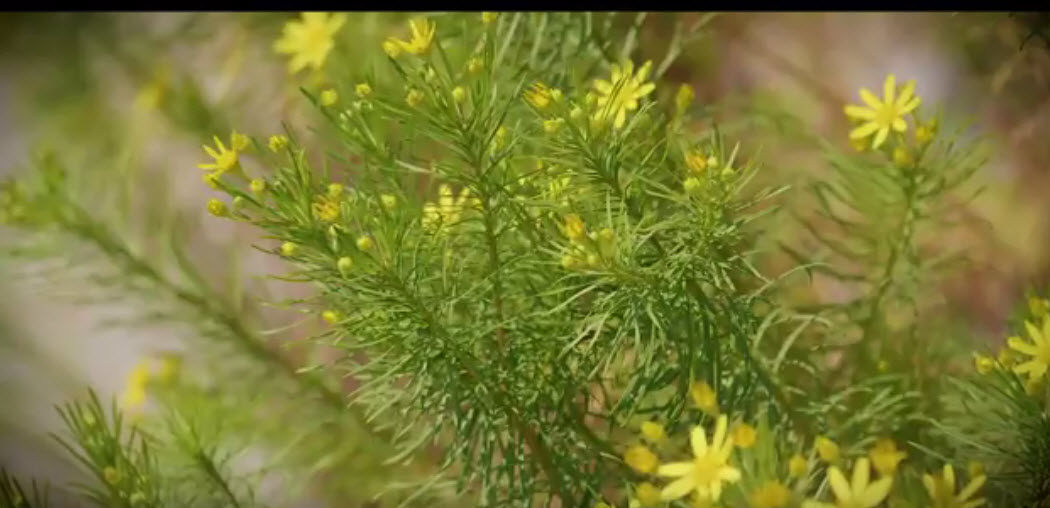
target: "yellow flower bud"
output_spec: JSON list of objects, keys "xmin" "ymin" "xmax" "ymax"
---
[
  {"xmin": 815, "ymin": 436, "xmax": 840, "ymax": 464},
  {"xmin": 337, "ymin": 256, "xmax": 353, "ymax": 276},
  {"xmin": 685, "ymin": 150, "xmax": 707, "ymax": 175},
  {"xmin": 690, "ymin": 381, "xmax": 718, "ymax": 415},
  {"xmin": 382, "ymin": 38, "xmax": 402, "ymax": 58},
  {"xmin": 788, "ymin": 454, "xmax": 808, "ymax": 477},
  {"xmin": 731, "ymin": 423, "xmax": 757, "ymax": 449},
  {"xmin": 748, "ymin": 481, "xmax": 790, "ymax": 508},
  {"xmin": 280, "ymin": 242, "xmax": 298, "ymax": 257},
  {"xmin": 321, "ymin": 310, "xmax": 340, "ymax": 324},
  {"xmin": 585, "ymin": 253, "xmax": 600, "ymax": 267},
  {"xmin": 203, "ymin": 172, "xmax": 221, "ymax": 189},
  {"xmin": 380, "ymin": 194, "xmax": 397, "ymax": 210},
  {"xmin": 328, "ymin": 183, "xmax": 344, "ymax": 198},
  {"xmin": 634, "ymin": 482, "xmax": 661, "ymax": 507},
  {"xmin": 640, "ymin": 421, "xmax": 666, "ymax": 444},
  {"xmin": 320, "ymin": 89, "xmax": 338, "ymax": 106},
  {"xmin": 356, "ymin": 236, "xmax": 374, "ymax": 251},
  {"xmin": 973, "ymin": 353, "xmax": 995, "ymax": 375},
  {"xmin": 268, "ymin": 134, "xmax": 288, "ymax": 153},
  {"xmin": 452, "ymin": 86, "xmax": 467, "ymax": 103},
  {"xmin": 103, "ymin": 466, "xmax": 119, "ymax": 485},
  {"xmin": 892, "ymin": 146, "xmax": 913, "ymax": 167},
  {"xmin": 562, "ymin": 214, "xmax": 586, "ymax": 242},
  {"xmin": 467, "ymin": 57, "xmax": 483, "ymax": 75},
  {"xmin": 482, "ymin": 12, "xmax": 498, "ymax": 24},
  {"xmin": 206, "ymin": 199, "xmax": 227, "ymax": 217},
  {"xmin": 676, "ymin": 84, "xmax": 695, "ymax": 116},
  {"xmin": 550, "ymin": 88, "xmax": 563, "ymax": 103},
  {"xmin": 869, "ymin": 438, "xmax": 907, "ymax": 476},
  {"xmin": 570, "ymin": 106, "xmax": 583, "ymax": 121},
  {"xmin": 624, "ymin": 444, "xmax": 658, "ymax": 474},
  {"xmin": 406, "ymin": 89, "xmax": 424, "ymax": 108},
  {"xmin": 683, "ymin": 177, "xmax": 702, "ymax": 194},
  {"xmin": 231, "ymin": 131, "xmax": 250, "ymax": 151},
  {"xmin": 355, "ymin": 82, "xmax": 372, "ymax": 98},
  {"xmin": 543, "ymin": 118, "xmax": 563, "ymax": 134},
  {"xmin": 250, "ymin": 179, "xmax": 267, "ymax": 194}
]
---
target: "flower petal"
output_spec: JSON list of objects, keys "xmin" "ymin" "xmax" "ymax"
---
[
  {"xmin": 956, "ymin": 475, "xmax": 986, "ymax": 502},
  {"xmin": 859, "ymin": 88, "xmax": 882, "ymax": 109},
  {"xmin": 860, "ymin": 477, "xmax": 893, "ymax": 508},
  {"xmin": 943, "ymin": 465, "xmax": 955, "ymax": 490},
  {"xmin": 896, "ymin": 80, "xmax": 916, "ymax": 107},
  {"xmin": 883, "ymin": 74, "xmax": 897, "ymax": 105},
  {"xmin": 660, "ymin": 476, "xmax": 696, "ymax": 501},
  {"xmin": 900, "ymin": 96, "xmax": 921, "ymax": 114},
  {"xmin": 850, "ymin": 121, "xmax": 880, "ymax": 139},
  {"xmin": 718, "ymin": 466, "xmax": 741, "ymax": 482},
  {"xmin": 852, "ymin": 457, "xmax": 871, "ymax": 493},
  {"xmin": 893, "ymin": 117, "xmax": 907, "ymax": 132},
  {"xmin": 691, "ymin": 426, "xmax": 708, "ymax": 457},
  {"xmin": 1026, "ymin": 320, "xmax": 1043, "ymax": 344},
  {"xmin": 712, "ymin": 415, "xmax": 728, "ymax": 449},
  {"xmin": 844, "ymin": 105, "xmax": 877, "ymax": 120},
  {"xmin": 657, "ymin": 461, "xmax": 693, "ymax": 477},
  {"xmin": 1008, "ymin": 337, "xmax": 1039, "ymax": 356},
  {"xmin": 828, "ymin": 467, "xmax": 851, "ymax": 501},
  {"xmin": 872, "ymin": 127, "xmax": 889, "ymax": 149}
]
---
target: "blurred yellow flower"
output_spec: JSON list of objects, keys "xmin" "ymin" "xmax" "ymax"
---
[
  {"xmin": 690, "ymin": 381, "xmax": 718, "ymax": 415},
  {"xmin": 685, "ymin": 150, "xmax": 707, "ymax": 175},
  {"xmin": 815, "ymin": 436, "xmax": 840, "ymax": 464},
  {"xmin": 406, "ymin": 89, "xmax": 424, "ymax": 108},
  {"xmin": 273, "ymin": 12, "xmax": 348, "ymax": 74},
  {"xmin": 633, "ymin": 482, "xmax": 662, "ymax": 507},
  {"xmin": 868, "ymin": 438, "xmax": 907, "ymax": 476},
  {"xmin": 1008, "ymin": 319, "xmax": 1050, "ymax": 381},
  {"xmin": 356, "ymin": 236, "xmax": 374, "ymax": 251},
  {"xmin": 625, "ymin": 444, "xmax": 659, "ymax": 474},
  {"xmin": 382, "ymin": 38, "xmax": 402, "ymax": 58},
  {"xmin": 921, "ymin": 464, "xmax": 985, "ymax": 508},
  {"xmin": 562, "ymin": 214, "xmax": 586, "ymax": 242},
  {"xmin": 843, "ymin": 74, "xmax": 921, "ymax": 150},
  {"xmin": 280, "ymin": 242, "xmax": 298, "ymax": 256},
  {"xmin": 121, "ymin": 362, "xmax": 151, "ymax": 411},
  {"xmin": 524, "ymin": 82, "xmax": 554, "ymax": 109},
  {"xmin": 312, "ymin": 195, "xmax": 340, "ymax": 223},
  {"xmin": 972, "ymin": 353, "xmax": 995, "ymax": 375},
  {"xmin": 320, "ymin": 89, "xmax": 338, "ymax": 106},
  {"xmin": 392, "ymin": 18, "xmax": 435, "ymax": 55},
  {"xmin": 730, "ymin": 423, "xmax": 756, "ymax": 449},
  {"xmin": 749, "ymin": 481, "xmax": 790, "ymax": 508},
  {"xmin": 640, "ymin": 421, "xmax": 667, "ymax": 444},
  {"xmin": 198, "ymin": 134, "xmax": 241, "ymax": 174},
  {"xmin": 206, "ymin": 199, "xmax": 228, "ymax": 217},
  {"xmin": 593, "ymin": 60, "xmax": 656, "ymax": 129},
  {"xmin": 788, "ymin": 454, "xmax": 808, "ymax": 477},
  {"xmin": 322, "ymin": 310, "xmax": 340, "ymax": 324},
  {"xmin": 482, "ymin": 12, "xmax": 499, "ymax": 24},
  {"xmin": 268, "ymin": 135, "xmax": 288, "ymax": 153},
  {"xmin": 801, "ymin": 458, "xmax": 892, "ymax": 508},
  {"xmin": 656, "ymin": 414, "xmax": 740, "ymax": 502},
  {"xmin": 355, "ymin": 83, "xmax": 373, "ymax": 98}
]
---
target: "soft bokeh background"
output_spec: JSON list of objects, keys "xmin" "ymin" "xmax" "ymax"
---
[{"xmin": 1, "ymin": 10, "xmax": 1048, "ymax": 495}]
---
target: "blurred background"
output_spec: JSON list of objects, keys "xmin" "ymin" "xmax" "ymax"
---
[{"xmin": 1, "ymin": 11, "xmax": 1048, "ymax": 495}]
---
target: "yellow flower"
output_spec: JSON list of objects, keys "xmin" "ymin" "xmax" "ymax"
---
[
  {"xmin": 327, "ymin": 183, "xmax": 344, "ymax": 197},
  {"xmin": 406, "ymin": 89, "xmax": 424, "ymax": 108},
  {"xmin": 815, "ymin": 436, "xmax": 840, "ymax": 464},
  {"xmin": 641, "ymin": 421, "xmax": 667, "ymax": 444},
  {"xmin": 922, "ymin": 464, "xmax": 986, "ymax": 508},
  {"xmin": 570, "ymin": 106, "xmax": 583, "ymax": 121},
  {"xmin": 273, "ymin": 12, "xmax": 348, "ymax": 74},
  {"xmin": 382, "ymin": 38, "xmax": 402, "ymax": 58},
  {"xmin": 268, "ymin": 135, "xmax": 288, "ymax": 153},
  {"xmin": 562, "ymin": 214, "xmax": 586, "ymax": 242},
  {"xmin": 685, "ymin": 150, "xmax": 708, "ymax": 175},
  {"xmin": 467, "ymin": 57, "xmax": 483, "ymax": 75},
  {"xmin": 690, "ymin": 381, "xmax": 718, "ymax": 415},
  {"xmin": 625, "ymin": 444, "xmax": 659, "ymax": 474},
  {"xmin": 868, "ymin": 438, "xmax": 907, "ymax": 476},
  {"xmin": 312, "ymin": 195, "xmax": 340, "ymax": 223},
  {"xmin": 592, "ymin": 60, "xmax": 656, "ymax": 129},
  {"xmin": 321, "ymin": 310, "xmax": 340, "ymax": 324},
  {"xmin": 634, "ymin": 482, "xmax": 662, "ymax": 507},
  {"xmin": 250, "ymin": 179, "xmax": 267, "ymax": 194},
  {"xmin": 356, "ymin": 236, "xmax": 374, "ymax": 251},
  {"xmin": 788, "ymin": 454, "xmax": 808, "ymax": 477},
  {"xmin": 422, "ymin": 185, "xmax": 476, "ymax": 232},
  {"xmin": 280, "ymin": 242, "xmax": 298, "ymax": 256},
  {"xmin": 801, "ymin": 458, "xmax": 892, "ymax": 508},
  {"xmin": 198, "ymin": 134, "xmax": 241, "ymax": 173},
  {"xmin": 843, "ymin": 74, "xmax": 921, "ymax": 150},
  {"xmin": 320, "ymin": 88, "xmax": 338, "ymax": 106},
  {"xmin": 749, "ymin": 481, "xmax": 791, "ymax": 508},
  {"xmin": 482, "ymin": 12, "xmax": 498, "ymax": 24},
  {"xmin": 972, "ymin": 353, "xmax": 995, "ymax": 375},
  {"xmin": 1008, "ymin": 319, "xmax": 1050, "ymax": 381},
  {"xmin": 206, "ymin": 199, "xmax": 228, "ymax": 217},
  {"xmin": 656, "ymin": 414, "xmax": 741, "ymax": 502},
  {"xmin": 730, "ymin": 423, "xmax": 756, "ymax": 449},
  {"xmin": 355, "ymin": 82, "xmax": 372, "ymax": 98},
  {"xmin": 231, "ymin": 131, "xmax": 250, "ymax": 151},
  {"xmin": 915, "ymin": 124, "xmax": 934, "ymax": 145},
  {"xmin": 391, "ymin": 18, "xmax": 435, "ymax": 55},
  {"xmin": 524, "ymin": 82, "xmax": 553, "ymax": 109},
  {"xmin": 380, "ymin": 194, "xmax": 397, "ymax": 210},
  {"xmin": 121, "ymin": 362, "xmax": 151, "ymax": 411}
]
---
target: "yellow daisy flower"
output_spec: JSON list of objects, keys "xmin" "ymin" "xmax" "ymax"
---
[
  {"xmin": 749, "ymin": 481, "xmax": 791, "ymax": 508},
  {"xmin": 801, "ymin": 458, "xmax": 892, "ymax": 508},
  {"xmin": 1008, "ymin": 318, "xmax": 1050, "ymax": 381},
  {"xmin": 922, "ymin": 464, "xmax": 986, "ymax": 508},
  {"xmin": 198, "ymin": 134, "xmax": 241, "ymax": 174},
  {"xmin": 392, "ymin": 18, "xmax": 435, "ymax": 55},
  {"xmin": 656, "ymin": 414, "xmax": 741, "ymax": 503},
  {"xmin": 273, "ymin": 12, "xmax": 348, "ymax": 74},
  {"xmin": 868, "ymin": 438, "xmax": 907, "ymax": 476},
  {"xmin": 592, "ymin": 60, "xmax": 656, "ymax": 129},
  {"xmin": 843, "ymin": 74, "xmax": 921, "ymax": 150}
]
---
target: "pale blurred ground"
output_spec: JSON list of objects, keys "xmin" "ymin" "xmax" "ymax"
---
[{"xmin": 1, "ymin": 11, "xmax": 1048, "ymax": 495}]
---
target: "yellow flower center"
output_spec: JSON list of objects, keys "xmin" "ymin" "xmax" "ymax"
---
[{"xmin": 690, "ymin": 453, "xmax": 723, "ymax": 486}]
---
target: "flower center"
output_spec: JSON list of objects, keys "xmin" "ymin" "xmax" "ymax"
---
[
  {"xmin": 690, "ymin": 454, "xmax": 722, "ymax": 486},
  {"xmin": 874, "ymin": 103, "xmax": 899, "ymax": 129}
]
